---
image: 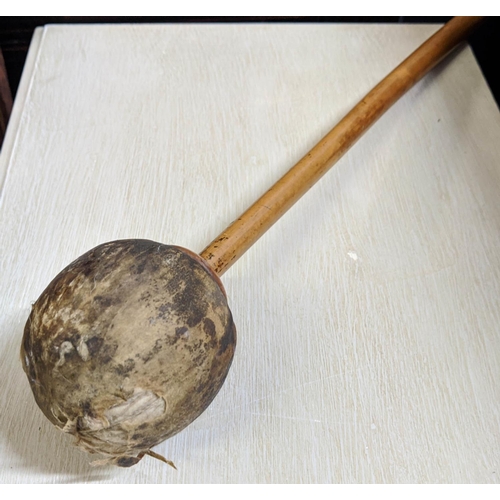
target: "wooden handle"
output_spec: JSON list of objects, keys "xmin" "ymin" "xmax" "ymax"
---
[{"xmin": 200, "ymin": 16, "xmax": 484, "ymax": 276}]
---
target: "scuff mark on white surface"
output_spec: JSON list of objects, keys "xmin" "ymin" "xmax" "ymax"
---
[{"xmin": 348, "ymin": 251, "xmax": 359, "ymax": 261}]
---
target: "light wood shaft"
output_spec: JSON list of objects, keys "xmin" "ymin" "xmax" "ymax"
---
[{"xmin": 200, "ymin": 16, "xmax": 484, "ymax": 276}]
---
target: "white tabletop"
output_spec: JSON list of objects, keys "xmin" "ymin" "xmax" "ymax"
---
[{"xmin": 1, "ymin": 23, "xmax": 499, "ymax": 484}]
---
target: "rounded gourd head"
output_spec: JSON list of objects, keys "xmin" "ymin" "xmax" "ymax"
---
[{"xmin": 21, "ymin": 239, "xmax": 236, "ymax": 466}]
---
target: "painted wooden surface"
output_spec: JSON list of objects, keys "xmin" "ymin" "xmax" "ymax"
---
[{"xmin": 0, "ymin": 23, "xmax": 499, "ymax": 483}]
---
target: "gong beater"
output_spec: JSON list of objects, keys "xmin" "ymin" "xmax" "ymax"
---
[{"xmin": 21, "ymin": 17, "xmax": 483, "ymax": 467}]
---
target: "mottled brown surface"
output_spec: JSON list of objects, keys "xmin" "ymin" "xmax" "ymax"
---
[{"xmin": 21, "ymin": 240, "xmax": 236, "ymax": 466}]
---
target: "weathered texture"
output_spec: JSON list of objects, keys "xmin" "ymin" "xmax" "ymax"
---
[{"xmin": 21, "ymin": 239, "xmax": 236, "ymax": 466}]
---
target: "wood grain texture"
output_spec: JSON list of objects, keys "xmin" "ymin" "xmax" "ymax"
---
[{"xmin": 0, "ymin": 23, "xmax": 499, "ymax": 483}]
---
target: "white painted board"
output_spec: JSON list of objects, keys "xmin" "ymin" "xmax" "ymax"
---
[{"xmin": 0, "ymin": 23, "xmax": 499, "ymax": 483}]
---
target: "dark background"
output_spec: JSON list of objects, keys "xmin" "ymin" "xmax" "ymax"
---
[{"xmin": 1, "ymin": 16, "xmax": 499, "ymax": 106}]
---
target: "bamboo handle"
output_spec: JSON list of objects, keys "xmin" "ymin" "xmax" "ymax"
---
[{"xmin": 200, "ymin": 16, "xmax": 484, "ymax": 276}]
